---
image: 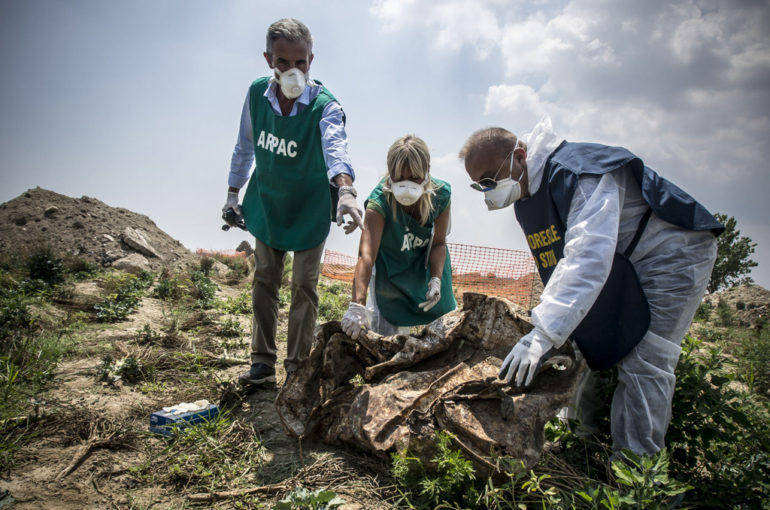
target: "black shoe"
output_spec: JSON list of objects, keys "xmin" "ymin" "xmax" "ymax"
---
[{"xmin": 238, "ymin": 363, "xmax": 276, "ymax": 387}]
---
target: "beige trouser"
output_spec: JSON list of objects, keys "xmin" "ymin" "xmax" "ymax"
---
[{"xmin": 250, "ymin": 237, "xmax": 325, "ymax": 373}]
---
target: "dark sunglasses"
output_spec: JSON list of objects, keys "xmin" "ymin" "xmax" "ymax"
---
[{"xmin": 469, "ymin": 149, "xmax": 514, "ymax": 192}]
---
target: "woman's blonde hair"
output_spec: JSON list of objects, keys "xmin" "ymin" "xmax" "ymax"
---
[{"xmin": 382, "ymin": 134, "xmax": 441, "ymax": 226}]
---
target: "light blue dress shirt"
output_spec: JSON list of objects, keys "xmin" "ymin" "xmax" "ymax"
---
[{"xmin": 228, "ymin": 78, "xmax": 354, "ymax": 189}]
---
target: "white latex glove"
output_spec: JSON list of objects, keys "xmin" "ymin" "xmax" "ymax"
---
[
  {"xmin": 222, "ymin": 191, "xmax": 242, "ymax": 216},
  {"xmin": 418, "ymin": 277, "xmax": 441, "ymax": 312},
  {"xmin": 336, "ymin": 191, "xmax": 365, "ymax": 234},
  {"xmin": 499, "ymin": 330, "xmax": 554, "ymax": 387},
  {"xmin": 341, "ymin": 302, "xmax": 369, "ymax": 339}
]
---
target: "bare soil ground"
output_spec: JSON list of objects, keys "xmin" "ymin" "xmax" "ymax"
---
[
  {"xmin": 0, "ymin": 187, "xmax": 391, "ymax": 508},
  {"xmin": 2, "ymin": 274, "xmax": 394, "ymax": 509}
]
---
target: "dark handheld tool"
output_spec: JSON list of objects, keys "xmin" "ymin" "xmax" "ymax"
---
[{"xmin": 222, "ymin": 207, "xmax": 246, "ymax": 231}]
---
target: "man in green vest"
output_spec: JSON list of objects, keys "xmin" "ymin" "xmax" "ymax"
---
[{"xmin": 223, "ymin": 18, "xmax": 364, "ymax": 388}]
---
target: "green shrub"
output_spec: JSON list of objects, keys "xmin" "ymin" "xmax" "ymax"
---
[
  {"xmin": 667, "ymin": 335, "xmax": 770, "ymax": 507},
  {"xmin": 130, "ymin": 412, "xmax": 265, "ymax": 491},
  {"xmin": 94, "ymin": 271, "xmax": 154, "ymax": 322},
  {"xmin": 694, "ymin": 300, "xmax": 711, "ymax": 322},
  {"xmin": 218, "ymin": 317, "xmax": 245, "ymax": 338},
  {"xmin": 97, "ymin": 355, "xmax": 146, "ymax": 384},
  {"xmin": 190, "ymin": 270, "xmax": 217, "ymax": 309},
  {"xmin": 225, "ymin": 257, "xmax": 250, "ymax": 282},
  {"xmin": 391, "ymin": 431, "xmax": 478, "ymax": 508},
  {"xmin": 152, "ymin": 269, "xmax": 188, "ymax": 302},
  {"xmin": 63, "ymin": 256, "xmax": 101, "ymax": 280},
  {"xmin": 716, "ymin": 299, "xmax": 735, "ymax": 327},
  {"xmin": 698, "ymin": 326, "xmax": 725, "ymax": 343},
  {"xmin": 136, "ymin": 324, "xmax": 161, "ymax": 345},
  {"xmin": 278, "ymin": 286, "xmax": 291, "ymax": 309},
  {"xmin": 0, "ymin": 288, "xmax": 34, "ymax": 339},
  {"xmin": 26, "ymin": 246, "xmax": 65, "ymax": 286},
  {"xmin": 736, "ymin": 327, "xmax": 770, "ymax": 398},
  {"xmin": 198, "ymin": 255, "xmax": 215, "ymax": 276},
  {"xmin": 217, "ymin": 290, "xmax": 251, "ymax": 315},
  {"xmin": 275, "ymin": 488, "xmax": 345, "ymax": 510},
  {"xmin": 317, "ymin": 280, "xmax": 349, "ymax": 322},
  {"xmin": 1, "ymin": 327, "xmax": 77, "ymax": 471}
]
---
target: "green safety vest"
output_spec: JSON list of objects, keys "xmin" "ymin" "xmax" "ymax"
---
[
  {"xmin": 241, "ymin": 77, "xmax": 339, "ymax": 251},
  {"xmin": 367, "ymin": 177, "xmax": 456, "ymax": 326}
]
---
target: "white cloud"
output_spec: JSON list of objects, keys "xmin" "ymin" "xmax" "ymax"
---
[
  {"xmin": 370, "ymin": 0, "xmax": 503, "ymax": 57},
  {"xmin": 484, "ymin": 84, "xmax": 550, "ymax": 127},
  {"xmin": 370, "ymin": 0, "xmax": 769, "ymax": 285}
]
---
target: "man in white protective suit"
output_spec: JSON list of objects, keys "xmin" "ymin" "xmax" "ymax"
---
[{"xmin": 459, "ymin": 117, "xmax": 723, "ymax": 458}]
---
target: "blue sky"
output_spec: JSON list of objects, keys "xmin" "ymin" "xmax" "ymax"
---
[{"xmin": 1, "ymin": 0, "xmax": 769, "ymax": 288}]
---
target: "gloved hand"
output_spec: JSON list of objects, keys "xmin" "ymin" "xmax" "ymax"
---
[
  {"xmin": 499, "ymin": 330, "xmax": 554, "ymax": 387},
  {"xmin": 223, "ymin": 191, "xmax": 241, "ymax": 215},
  {"xmin": 336, "ymin": 190, "xmax": 365, "ymax": 234},
  {"xmin": 341, "ymin": 302, "xmax": 369, "ymax": 339},
  {"xmin": 418, "ymin": 276, "xmax": 441, "ymax": 312}
]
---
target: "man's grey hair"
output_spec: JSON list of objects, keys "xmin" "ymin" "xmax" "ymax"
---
[
  {"xmin": 458, "ymin": 127, "xmax": 526, "ymax": 162},
  {"xmin": 266, "ymin": 18, "xmax": 313, "ymax": 56}
]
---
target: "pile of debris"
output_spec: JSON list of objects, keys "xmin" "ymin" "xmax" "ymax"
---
[
  {"xmin": 704, "ymin": 283, "xmax": 770, "ymax": 329},
  {"xmin": 0, "ymin": 187, "xmax": 196, "ymax": 272},
  {"xmin": 276, "ymin": 293, "xmax": 586, "ymax": 475}
]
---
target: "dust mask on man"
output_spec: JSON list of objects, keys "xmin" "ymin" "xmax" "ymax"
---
[
  {"xmin": 275, "ymin": 67, "xmax": 307, "ymax": 99},
  {"xmin": 484, "ymin": 153, "xmax": 524, "ymax": 210}
]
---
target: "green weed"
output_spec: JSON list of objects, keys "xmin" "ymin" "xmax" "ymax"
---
[
  {"xmin": 693, "ymin": 300, "xmax": 711, "ymax": 322},
  {"xmin": 391, "ymin": 430, "xmax": 478, "ymax": 508},
  {"xmin": 136, "ymin": 324, "xmax": 161, "ymax": 345},
  {"xmin": 152, "ymin": 269, "xmax": 188, "ymax": 302},
  {"xmin": 131, "ymin": 412, "xmax": 265, "ymax": 492},
  {"xmin": 191, "ymin": 270, "xmax": 217, "ymax": 309},
  {"xmin": 97, "ymin": 355, "xmax": 147, "ymax": 384},
  {"xmin": 667, "ymin": 335, "xmax": 770, "ymax": 507},
  {"xmin": 716, "ymin": 298, "xmax": 735, "ymax": 327},
  {"xmin": 317, "ymin": 280, "xmax": 349, "ymax": 322},
  {"xmin": 275, "ymin": 487, "xmax": 345, "ymax": 509},
  {"xmin": 217, "ymin": 290, "xmax": 251, "ymax": 315},
  {"xmin": 218, "ymin": 317, "xmax": 246, "ymax": 338},
  {"xmin": 94, "ymin": 271, "xmax": 154, "ymax": 322},
  {"xmin": 26, "ymin": 246, "xmax": 65, "ymax": 286},
  {"xmin": 736, "ymin": 327, "xmax": 770, "ymax": 397}
]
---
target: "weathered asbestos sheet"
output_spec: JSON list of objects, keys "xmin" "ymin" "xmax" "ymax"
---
[{"xmin": 276, "ymin": 293, "xmax": 586, "ymax": 474}]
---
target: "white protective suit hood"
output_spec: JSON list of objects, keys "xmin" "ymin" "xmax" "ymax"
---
[{"xmin": 520, "ymin": 116, "xmax": 562, "ymax": 197}]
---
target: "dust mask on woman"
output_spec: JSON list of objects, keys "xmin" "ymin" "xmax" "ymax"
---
[{"xmin": 391, "ymin": 176, "xmax": 428, "ymax": 206}]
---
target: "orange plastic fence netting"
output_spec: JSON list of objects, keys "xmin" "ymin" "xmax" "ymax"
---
[{"xmin": 321, "ymin": 243, "xmax": 539, "ymax": 309}]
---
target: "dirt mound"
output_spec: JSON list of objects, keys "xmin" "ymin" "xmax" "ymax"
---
[
  {"xmin": 704, "ymin": 283, "xmax": 770, "ymax": 328},
  {"xmin": 0, "ymin": 187, "xmax": 196, "ymax": 271}
]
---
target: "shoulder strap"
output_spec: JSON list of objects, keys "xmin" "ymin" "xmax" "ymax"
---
[{"xmin": 623, "ymin": 207, "xmax": 652, "ymax": 258}]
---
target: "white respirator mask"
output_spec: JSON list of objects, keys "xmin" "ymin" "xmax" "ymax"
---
[
  {"xmin": 484, "ymin": 179, "xmax": 522, "ymax": 210},
  {"xmin": 275, "ymin": 67, "xmax": 307, "ymax": 99},
  {"xmin": 484, "ymin": 149, "xmax": 524, "ymax": 210},
  {"xmin": 390, "ymin": 176, "xmax": 428, "ymax": 206}
]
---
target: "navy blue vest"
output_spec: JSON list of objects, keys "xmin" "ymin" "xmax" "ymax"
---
[{"xmin": 515, "ymin": 141, "xmax": 722, "ymax": 370}]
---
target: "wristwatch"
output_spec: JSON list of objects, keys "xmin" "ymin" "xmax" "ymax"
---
[{"xmin": 338, "ymin": 185, "xmax": 357, "ymax": 198}]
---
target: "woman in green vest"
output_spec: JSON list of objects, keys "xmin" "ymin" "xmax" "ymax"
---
[{"xmin": 341, "ymin": 134, "xmax": 456, "ymax": 338}]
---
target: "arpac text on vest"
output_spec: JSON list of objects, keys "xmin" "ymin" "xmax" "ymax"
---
[{"xmin": 256, "ymin": 130, "xmax": 298, "ymax": 158}]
